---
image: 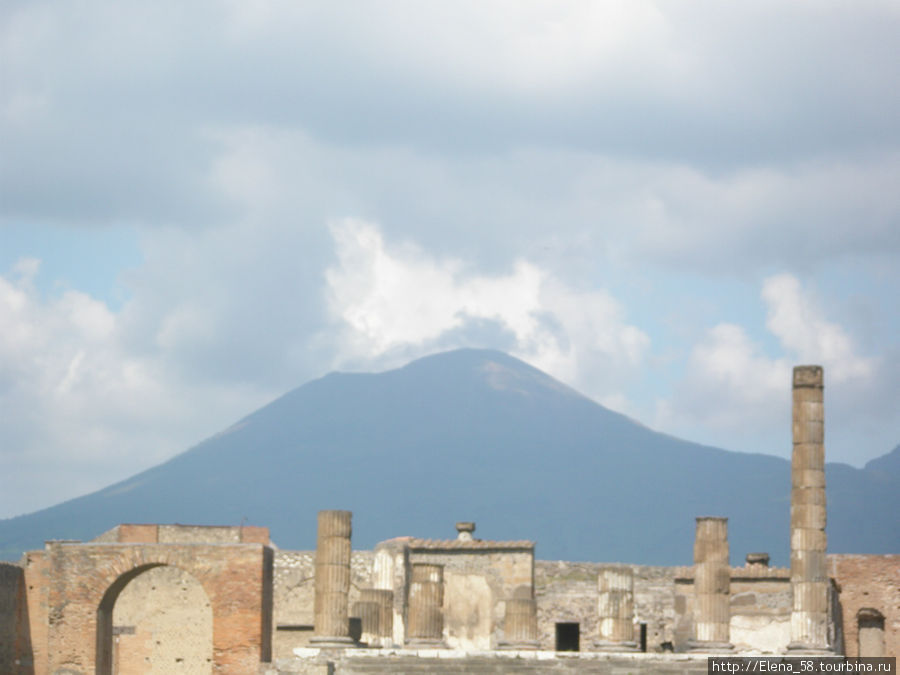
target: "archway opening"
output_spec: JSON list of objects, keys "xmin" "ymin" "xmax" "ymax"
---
[
  {"xmin": 97, "ymin": 564, "xmax": 212, "ymax": 674},
  {"xmin": 857, "ymin": 608, "xmax": 885, "ymax": 658}
]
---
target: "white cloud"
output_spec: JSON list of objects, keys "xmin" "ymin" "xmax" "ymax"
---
[
  {"xmin": 0, "ymin": 257, "xmax": 275, "ymax": 517},
  {"xmin": 325, "ymin": 219, "xmax": 649, "ymax": 407},
  {"xmin": 762, "ymin": 273, "xmax": 874, "ymax": 382},
  {"xmin": 631, "ymin": 154, "xmax": 900, "ymax": 272},
  {"xmin": 656, "ymin": 273, "xmax": 879, "ymax": 458},
  {"xmin": 1, "ymin": 0, "xmax": 898, "ymax": 516}
]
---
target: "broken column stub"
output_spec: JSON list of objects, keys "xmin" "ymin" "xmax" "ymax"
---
[
  {"xmin": 788, "ymin": 366, "xmax": 832, "ymax": 654},
  {"xmin": 311, "ymin": 509, "xmax": 355, "ymax": 647},
  {"xmin": 373, "ymin": 537, "xmax": 411, "ymax": 647},
  {"xmin": 406, "ymin": 563, "xmax": 445, "ymax": 647},
  {"xmin": 688, "ymin": 517, "xmax": 733, "ymax": 653},
  {"xmin": 595, "ymin": 565, "xmax": 639, "ymax": 651},
  {"xmin": 498, "ymin": 586, "xmax": 539, "ymax": 650},
  {"xmin": 354, "ymin": 588, "xmax": 393, "ymax": 648}
]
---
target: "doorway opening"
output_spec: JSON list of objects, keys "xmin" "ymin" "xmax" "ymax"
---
[{"xmin": 555, "ymin": 622, "xmax": 579, "ymax": 651}]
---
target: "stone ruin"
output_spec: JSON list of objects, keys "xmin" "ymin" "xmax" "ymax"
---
[{"xmin": 0, "ymin": 366, "xmax": 897, "ymax": 673}]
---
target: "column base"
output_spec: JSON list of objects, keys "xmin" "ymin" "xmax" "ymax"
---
[
  {"xmin": 405, "ymin": 638, "xmax": 447, "ymax": 648},
  {"xmin": 687, "ymin": 640, "xmax": 734, "ymax": 653},
  {"xmin": 309, "ymin": 635, "xmax": 357, "ymax": 648},
  {"xmin": 593, "ymin": 640, "xmax": 640, "ymax": 652},
  {"xmin": 786, "ymin": 642, "xmax": 833, "ymax": 655},
  {"xmin": 497, "ymin": 640, "xmax": 540, "ymax": 650}
]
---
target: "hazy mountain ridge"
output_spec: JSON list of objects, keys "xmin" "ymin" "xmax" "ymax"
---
[{"xmin": 1, "ymin": 349, "xmax": 897, "ymax": 564}]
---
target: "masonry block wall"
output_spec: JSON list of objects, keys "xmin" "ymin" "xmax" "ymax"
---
[
  {"xmin": 537, "ymin": 561, "xmax": 677, "ymax": 652},
  {"xmin": 407, "ymin": 539, "xmax": 534, "ymax": 651},
  {"xmin": 273, "ymin": 550, "xmax": 374, "ymax": 658},
  {"xmin": 674, "ymin": 564, "xmax": 791, "ymax": 653}
]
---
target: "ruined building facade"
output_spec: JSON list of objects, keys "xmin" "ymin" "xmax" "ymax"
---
[{"xmin": 0, "ymin": 366, "xmax": 897, "ymax": 673}]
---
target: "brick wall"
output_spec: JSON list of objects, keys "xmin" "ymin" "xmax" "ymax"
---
[
  {"xmin": 23, "ymin": 541, "xmax": 272, "ymax": 674},
  {"xmin": 408, "ymin": 546, "xmax": 534, "ymax": 650},
  {"xmin": 828, "ymin": 554, "xmax": 899, "ymax": 657}
]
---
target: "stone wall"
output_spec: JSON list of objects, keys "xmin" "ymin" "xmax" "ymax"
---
[
  {"xmin": 728, "ymin": 568, "xmax": 791, "ymax": 653},
  {"xmin": 829, "ymin": 554, "xmax": 899, "ymax": 657},
  {"xmin": 22, "ymin": 550, "xmax": 49, "ymax": 675},
  {"xmin": 536, "ymin": 560, "xmax": 602, "ymax": 651},
  {"xmin": 408, "ymin": 541, "xmax": 534, "ymax": 650},
  {"xmin": 537, "ymin": 561, "xmax": 798, "ymax": 654},
  {"xmin": 273, "ymin": 551, "xmax": 374, "ymax": 658},
  {"xmin": 266, "ymin": 650, "xmax": 710, "ymax": 674},
  {"xmin": 536, "ymin": 561, "xmax": 677, "ymax": 652},
  {"xmin": 673, "ymin": 563, "xmax": 792, "ymax": 653}
]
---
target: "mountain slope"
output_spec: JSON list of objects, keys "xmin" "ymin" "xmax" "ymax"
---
[{"xmin": 1, "ymin": 349, "xmax": 897, "ymax": 564}]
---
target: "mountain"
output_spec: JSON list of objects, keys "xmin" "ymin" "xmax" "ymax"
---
[
  {"xmin": 864, "ymin": 443, "xmax": 900, "ymax": 477},
  {"xmin": 1, "ymin": 349, "xmax": 897, "ymax": 564}
]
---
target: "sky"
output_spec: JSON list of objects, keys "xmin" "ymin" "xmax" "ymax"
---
[{"xmin": 2, "ymin": 1, "xmax": 899, "ymax": 520}]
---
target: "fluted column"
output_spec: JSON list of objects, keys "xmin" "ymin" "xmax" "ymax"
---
[
  {"xmin": 406, "ymin": 563, "xmax": 445, "ymax": 646},
  {"xmin": 788, "ymin": 366, "xmax": 831, "ymax": 653},
  {"xmin": 354, "ymin": 589, "xmax": 393, "ymax": 647},
  {"xmin": 498, "ymin": 597, "xmax": 539, "ymax": 649},
  {"xmin": 311, "ymin": 510, "xmax": 355, "ymax": 646},
  {"xmin": 595, "ymin": 565, "xmax": 638, "ymax": 651},
  {"xmin": 373, "ymin": 538, "xmax": 411, "ymax": 646},
  {"xmin": 688, "ymin": 517, "xmax": 733, "ymax": 652}
]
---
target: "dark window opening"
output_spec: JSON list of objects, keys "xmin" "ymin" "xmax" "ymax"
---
[
  {"xmin": 555, "ymin": 622, "xmax": 579, "ymax": 651},
  {"xmin": 349, "ymin": 617, "xmax": 362, "ymax": 643},
  {"xmin": 639, "ymin": 622, "xmax": 647, "ymax": 652}
]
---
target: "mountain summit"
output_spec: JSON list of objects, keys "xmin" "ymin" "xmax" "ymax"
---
[{"xmin": 1, "ymin": 349, "xmax": 897, "ymax": 563}]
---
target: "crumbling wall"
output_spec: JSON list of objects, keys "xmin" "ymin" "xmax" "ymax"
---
[
  {"xmin": 91, "ymin": 523, "xmax": 270, "ymax": 545},
  {"xmin": 272, "ymin": 551, "xmax": 373, "ymax": 658},
  {"xmin": 536, "ymin": 560, "xmax": 600, "ymax": 650},
  {"xmin": 729, "ymin": 569, "xmax": 791, "ymax": 653},
  {"xmin": 22, "ymin": 551, "xmax": 49, "ymax": 675},
  {"xmin": 111, "ymin": 565, "xmax": 213, "ymax": 673},
  {"xmin": 536, "ymin": 561, "xmax": 677, "ymax": 652},
  {"xmin": 673, "ymin": 564, "xmax": 792, "ymax": 653},
  {"xmin": 409, "ymin": 547, "xmax": 533, "ymax": 650},
  {"xmin": 829, "ymin": 554, "xmax": 900, "ymax": 657}
]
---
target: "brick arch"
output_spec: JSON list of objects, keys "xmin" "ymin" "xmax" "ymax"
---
[
  {"xmin": 42, "ymin": 542, "xmax": 272, "ymax": 674},
  {"xmin": 856, "ymin": 607, "xmax": 885, "ymax": 657},
  {"xmin": 96, "ymin": 562, "xmax": 165, "ymax": 674},
  {"xmin": 95, "ymin": 559, "xmax": 217, "ymax": 675},
  {"xmin": 87, "ymin": 547, "xmax": 218, "ymax": 606}
]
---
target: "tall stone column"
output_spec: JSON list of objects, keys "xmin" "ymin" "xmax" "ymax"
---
[
  {"xmin": 788, "ymin": 365, "xmax": 831, "ymax": 653},
  {"xmin": 688, "ymin": 517, "xmax": 733, "ymax": 652},
  {"xmin": 498, "ymin": 596, "xmax": 539, "ymax": 649},
  {"xmin": 406, "ymin": 563, "xmax": 445, "ymax": 647},
  {"xmin": 311, "ymin": 510, "xmax": 355, "ymax": 646},
  {"xmin": 595, "ymin": 565, "xmax": 638, "ymax": 651},
  {"xmin": 354, "ymin": 589, "xmax": 394, "ymax": 648}
]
